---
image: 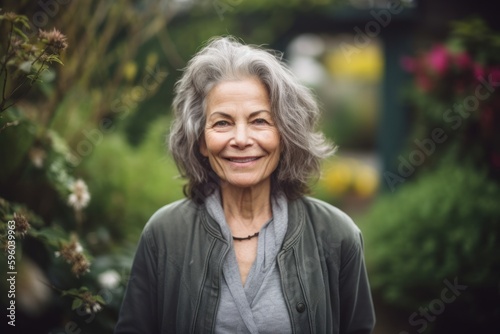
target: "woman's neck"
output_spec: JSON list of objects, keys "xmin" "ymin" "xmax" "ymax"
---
[{"xmin": 220, "ymin": 180, "xmax": 273, "ymax": 231}]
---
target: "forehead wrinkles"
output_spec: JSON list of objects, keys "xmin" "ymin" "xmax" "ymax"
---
[
  {"xmin": 207, "ymin": 110, "xmax": 272, "ymax": 122},
  {"xmin": 205, "ymin": 79, "xmax": 271, "ymax": 117}
]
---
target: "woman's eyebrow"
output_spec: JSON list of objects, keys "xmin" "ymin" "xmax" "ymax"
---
[
  {"xmin": 208, "ymin": 111, "xmax": 232, "ymax": 120},
  {"xmin": 249, "ymin": 110, "xmax": 271, "ymax": 117},
  {"xmin": 208, "ymin": 110, "xmax": 271, "ymax": 120}
]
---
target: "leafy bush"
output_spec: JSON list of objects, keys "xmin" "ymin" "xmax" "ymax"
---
[
  {"xmin": 362, "ymin": 159, "xmax": 500, "ymax": 331},
  {"xmin": 0, "ymin": 8, "xmax": 178, "ymax": 332},
  {"xmin": 80, "ymin": 116, "xmax": 184, "ymax": 242},
  {"xmin": 364, "ymin": 160, "xmax": 500, "ymax": 300}
]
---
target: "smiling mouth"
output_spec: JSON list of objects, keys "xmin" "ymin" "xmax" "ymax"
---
[{"xmin": 225, "ymin": 157, "xmax": 261, "ymax": 163}]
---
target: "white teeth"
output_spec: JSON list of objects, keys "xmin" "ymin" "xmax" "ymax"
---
[{"xmin": 229, "ymin": 157, "xmax": 258, "ymax": 163}]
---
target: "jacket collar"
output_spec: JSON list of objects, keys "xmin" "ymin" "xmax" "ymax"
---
[
  {"xmin": 281, "ymin": 198, "xmax": 305, "ymax": 250},
  {"xmin": 201, "ymin": 207, "xmax": 228, "ymax": 243},
  {"xmin": 200, "ymin": 195, "xmax": 306, "ymax": 249}
]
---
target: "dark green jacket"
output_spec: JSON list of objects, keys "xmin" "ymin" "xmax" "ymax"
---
[{"xmin": 115, "ymin": 196, "xmax": 375, "ymax": 333}]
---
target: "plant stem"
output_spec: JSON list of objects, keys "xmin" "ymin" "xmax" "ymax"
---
[
  {"xmin": 1, "ymin": 55, "xmax": 49, "ymax": 112},
  {"xmin": 0, "ymin": 22, "xmax": 14, "ymax": 111}
]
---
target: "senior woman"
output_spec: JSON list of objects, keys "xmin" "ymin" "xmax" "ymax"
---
[{"xmin": 115, "ymin": 36, "xmax": 375, "ymax": 334}]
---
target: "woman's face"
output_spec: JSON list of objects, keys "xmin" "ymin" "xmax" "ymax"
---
[{"xmin": 200, "ymin": 76, "xmax": 281, "ymax": 191}]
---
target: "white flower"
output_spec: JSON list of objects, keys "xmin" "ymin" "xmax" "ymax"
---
[
  {"xmin": 74, "ymin": 242, "xmax": 83, "ymax": 253},
  {"xmin": 84, "ymin": 302, "xmax": 102, "ymax": 314},
  {"xmin": 67, "ymin": 179, "xmax": 90, "ymax": 210},
  {"xmin": 98, "ymin": 269, "xmax": 120, "ymax": 290},
  {"xmin": 29, "ymin": 147, "xmax": 46, "ymax": 168},
  {"xmin": 92, "ymin": 303, "xmax": 102, "ymax": 313},
  {"xmin": 19, "ymin": 60, "xmax": 32, "ymax": 73}
]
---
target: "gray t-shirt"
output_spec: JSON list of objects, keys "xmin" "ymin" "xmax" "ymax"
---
[{"xmin": 205, "ymin": 191, "xmax": 292, "ymax": 334}]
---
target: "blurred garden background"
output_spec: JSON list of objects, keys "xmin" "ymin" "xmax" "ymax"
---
[{"xmin": 1, "ymin": 0, "xmax": 499, "ymax": 333}]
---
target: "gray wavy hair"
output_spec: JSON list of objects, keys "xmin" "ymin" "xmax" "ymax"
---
[{"xmin": 169, "ymin": 36, "xmax": 335, "ymax": 202}]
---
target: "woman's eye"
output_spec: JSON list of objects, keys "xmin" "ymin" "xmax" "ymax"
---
[
  {"xmin": 253, "ymin": 118, "xmax": 269, "ymax": 125},
  {"xmin": 214, "ymin": 120, "xmax": 230, "ymax": 127}
]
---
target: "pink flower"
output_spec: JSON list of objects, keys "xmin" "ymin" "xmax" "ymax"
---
[
  {"xmin": 474, "ymin": 63, "xmax": 485, "ymax": 80},
  {"xmin": 426, "ymin": 44, "xmax": 450, "ymax": 75},
  {"xmin": 400, "ymin": 56, "xmax": 416, "ymax": 72},
  {"xmin": 454, "ymin": 52, "xmax": 472, "ymax": 70}
]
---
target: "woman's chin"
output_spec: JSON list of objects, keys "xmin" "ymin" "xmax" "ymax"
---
[{"xmin": 221, "ymin": 177, "xmax": 271, "ymax": 191}]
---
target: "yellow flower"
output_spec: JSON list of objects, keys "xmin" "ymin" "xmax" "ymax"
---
[
  {"xmin": 146, "ymin": 52, "xmax": 158, "ymax": 69},
  {"xmin": 324, "ymin": 161, "xmax": 352, "ymax": 195},
  {"xmin": 123, "ymin": 61, "xmax": 137, "ymax": 82},
  {"xmin": 353, "ymin": 164, "xmax": 379, "ymax": 197}
]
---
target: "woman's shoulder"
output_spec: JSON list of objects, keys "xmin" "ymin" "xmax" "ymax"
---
[
  {"xmin": 299, "ymin": 196, "xmax": 362, "ymax": 241},
  {"xmin": 142, "ymin": 198, "xmax": 202, "ymax": 235}
]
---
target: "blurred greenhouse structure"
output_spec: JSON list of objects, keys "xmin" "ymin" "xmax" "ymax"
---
[{"xmin": 1, "ymin": 0, "xmax": 499, "ymax": 333}]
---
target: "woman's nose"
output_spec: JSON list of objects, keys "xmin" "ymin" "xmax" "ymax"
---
[{"xmin": 231, "ymin": 124, "xmax": 252, "ymax": 149}]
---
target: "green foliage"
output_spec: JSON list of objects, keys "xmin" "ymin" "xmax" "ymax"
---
[
  {"xmin": 0, "ymin": 12, "xmax": 67, "ymax": 113},
  {"xmin": 449, "ymin": 16, "xmax": 500, "ymax": 64},
  {"xmin": 362, "ymin": 155, "xmax": 500, "ymax": 333},
  {"xmin": 362, "ymin": 157, "xmax": 500, "ymax": 329},
  {"xmin": 0, "ymin": 108, "xmax": 78, "ymax": 210},
  {"xmin": 80, "ymin": 116, "xmax": 184, "ymax": 241}
]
